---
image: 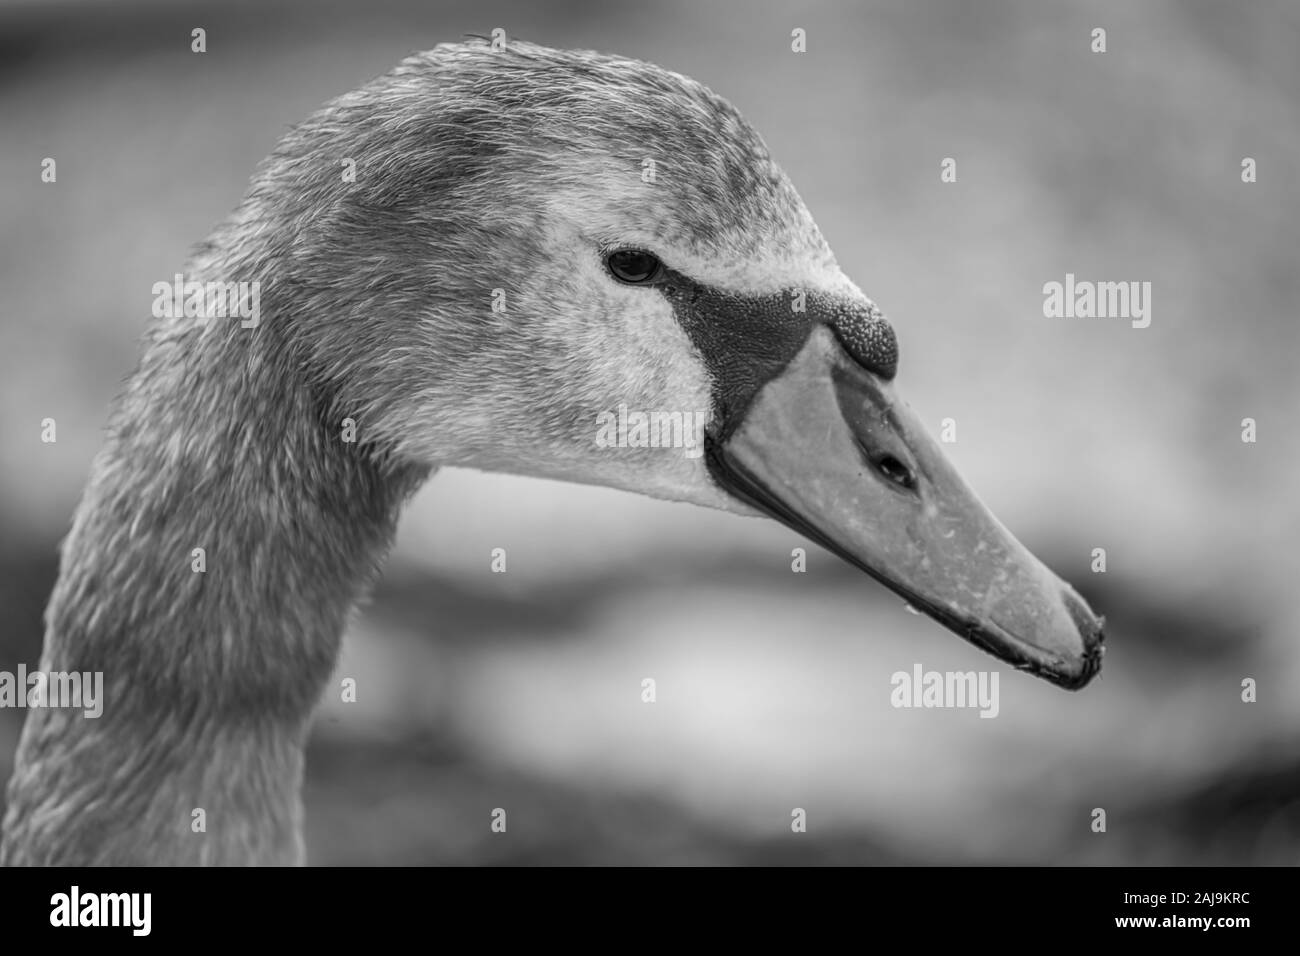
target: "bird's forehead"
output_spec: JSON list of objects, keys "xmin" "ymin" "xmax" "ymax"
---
[
  {"xmin": 540, "ymin": 118, "xmax": 850, "ymax": 296},
  {"xmin": 394, "ymin": 43, "xmax": 859, "ymax": 296},
  {"xmin": 574, "ymin": 81, "xmax": 848, "ymax": 294}
]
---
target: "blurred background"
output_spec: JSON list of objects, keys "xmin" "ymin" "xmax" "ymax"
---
[{"xmin": 1, "ymin": 0, "xmax": 1297, "ymax": 864}]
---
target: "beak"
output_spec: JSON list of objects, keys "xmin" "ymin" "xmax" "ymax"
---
[{"xmin": 706, "ymin": 326, "xmax": 1104, "ymax": 690}]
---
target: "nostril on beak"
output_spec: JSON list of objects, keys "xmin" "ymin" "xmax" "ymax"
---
[{"xmin": 874, "ymin": 454, "xmax": 916, "ymax": 490}]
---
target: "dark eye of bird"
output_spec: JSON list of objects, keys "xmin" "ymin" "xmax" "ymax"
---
[{"xmin": 606, "ymin": 249, "xmax": 663, "ymax": 284}]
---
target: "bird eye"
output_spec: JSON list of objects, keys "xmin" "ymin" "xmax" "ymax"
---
[{"xmin": 606, "ymin": 249, "xmax": 663, "ymax": 284}]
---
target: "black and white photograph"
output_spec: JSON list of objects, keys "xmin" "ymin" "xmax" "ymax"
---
[{"xmin": 0, "ymin": 0, "xmax": 1293, "ymax": 937}]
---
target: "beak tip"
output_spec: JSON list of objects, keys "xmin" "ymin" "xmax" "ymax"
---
[
  {"xmin": 1056, "ymin": 642, "xmax": 1105, "ymax": 691},
  {"xmin": 1053, "ymin": 589, "xmax": 1106, "ymax": 690}
]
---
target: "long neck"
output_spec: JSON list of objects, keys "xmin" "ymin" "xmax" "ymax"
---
[{"xmin": 1, "ymin": 264, "xmax": 427, "ymax": 864}]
